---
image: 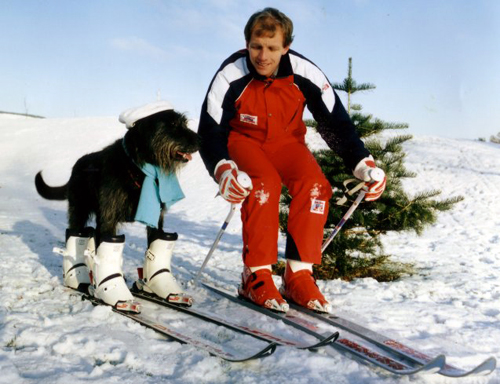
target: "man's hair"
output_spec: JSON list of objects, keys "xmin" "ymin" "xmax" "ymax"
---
[{"xmin": 244, "ymin": 7, "xmax": 294, "ymax": 47}]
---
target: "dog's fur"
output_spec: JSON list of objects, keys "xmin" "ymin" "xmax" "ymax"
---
[{"xmin": 35, "ymin": 110, "xmax": 200, "ymax": 243}]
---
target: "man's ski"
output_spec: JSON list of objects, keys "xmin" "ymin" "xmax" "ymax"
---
[
  {"xmin": 131, "ymin": 288, "xmax": 338, "ymax": 350},
  {"xmin": 288, "ymin": 302, "xmax": 497, "ymax": 377},
  {"xmin": 78, "ymin": 291, "xmax": 276, "ymax": 362},
  {"xmin": 202, "ymin": 282, "xmax": 445, "ymax": 375},
  {"xmin": 330, "ymin": 336, "xmax": 445, "ymax": 375}
]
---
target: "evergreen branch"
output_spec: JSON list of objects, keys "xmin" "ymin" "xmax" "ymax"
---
[
  {"xmin": 382, "ymin": 135, "xmax": 413, "ymax": 151},
  {"xmin": 373, "ymin": 120, "xmax": 409, "ymax": 130}
]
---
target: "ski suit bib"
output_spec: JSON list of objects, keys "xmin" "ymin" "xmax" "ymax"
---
[{"xmin": 198, "ymin": 49, "xmax": 370, "ymax": 266}]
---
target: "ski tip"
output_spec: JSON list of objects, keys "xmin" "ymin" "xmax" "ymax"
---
[
  {"xmin": 329, "ymin": 331, "xmax": 340, "ymax": 344},
  {"xmin": 226, "ymin": 342, "xmax": 278, "ymax": 362},
  {"xmin": 440, "ymin": 356, "xmax": 497, "ymax": 377},
  {"xmin": 422, "ymin": 354, "xmax": 446, "ymax": 374},
  {"xmin": 260, "ymin": 342, "xmax": 278, "ymax": 358},
  {"xmin": 475, "ymin": 357, "xmax": 497, "ymax": 376},
  {"xmin": 306, "ymin": 331, "xmax": 340, "ymax": 350}
]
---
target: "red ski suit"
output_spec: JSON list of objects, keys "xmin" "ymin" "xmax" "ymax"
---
[{"xmin": 198, "ymin": 49, "xmax": 369, "ymax": 267}]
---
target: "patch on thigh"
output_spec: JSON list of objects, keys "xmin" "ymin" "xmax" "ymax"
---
[
  {"xmin": 309, "ymin": 183, "xmax": 326, "ymax": 214},
  {"xmin": 310, "ymin": 199, "xmax": 326, "ymax": 214}
]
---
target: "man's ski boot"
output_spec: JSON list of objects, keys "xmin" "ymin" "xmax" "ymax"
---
[
  {"xmin": 87, "ymin": 234, "xmax": 141, "ymax": 313},
  {"xmin": 280, "ymin": 262, "xmax": 331, "ymax": 313},
  {"xmin": 135, "ymin": 230, "xmax": 192, "ymax": 306},
  {"xmin": 238, "ymin": 265, "xmax": 289, "ymax": 312},
  {"xmin": 53, "ymin": 227, "xmax": 94, "ymax": 292}
]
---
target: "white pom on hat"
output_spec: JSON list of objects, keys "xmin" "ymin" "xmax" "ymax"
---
[{"xmin": 119, "ymin": 101, "xmax": 174, "ymax": 128}]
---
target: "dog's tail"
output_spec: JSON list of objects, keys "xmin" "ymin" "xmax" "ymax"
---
[{"xmin": 35, "ymin": 171, "xmax": 68, "ymax": 200}]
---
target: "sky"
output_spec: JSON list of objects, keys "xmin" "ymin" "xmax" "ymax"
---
[{"xmin": 1, "ymin": 0, "xmax": 499, "ymax": 140}]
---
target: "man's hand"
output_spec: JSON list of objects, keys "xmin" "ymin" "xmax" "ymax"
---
[
  {"xmin": 353, "ymin": 156, "xmax": 386, "ymax": 201},
  {"xmin": 214, "ymin": 160, "xmax": 252, "ymax": 204}
]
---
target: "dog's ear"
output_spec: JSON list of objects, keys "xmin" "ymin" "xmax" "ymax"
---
[{"xmin": 123, "ymin": 127, "xmax": 149, "ymax": 166}]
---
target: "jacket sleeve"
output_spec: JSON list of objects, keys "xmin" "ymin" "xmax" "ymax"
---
[
  {"xmin": 198, "ymin": 95, "xmax": 232, "ymax": 180},
  {"xmin": 290, "ymin": 52, "xmax": 370, "ymax": 171},
  {"xmin": 197, "ymin": 53, "xmax": 249, "ymax": 179}
]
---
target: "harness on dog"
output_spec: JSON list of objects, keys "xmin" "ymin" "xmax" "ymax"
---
[{"xmin": 122, "ymin": 138, "xmax": 185, "ymax": 228}]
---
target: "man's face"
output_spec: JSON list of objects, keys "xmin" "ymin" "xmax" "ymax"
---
[{"xmin": 247, "ymin": 27, "xmax": 290, "ymax": 77}]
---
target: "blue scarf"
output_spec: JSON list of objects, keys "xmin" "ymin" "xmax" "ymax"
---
[
  {"xmin": 135, "ymin": 163, "xmax": 185, "ymax": 228},
  {"xmin": 123, "ymin": 139, "xmax": 185, "ymax": 228}
]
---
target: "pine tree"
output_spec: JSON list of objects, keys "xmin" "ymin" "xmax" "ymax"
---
[
  {"xmin": 279, "ymin": 58, "xmax": 463, "ymax": 282},
  {"xmin": 330, "ymin": 57, "xmax": 375, "ymax": 114}
]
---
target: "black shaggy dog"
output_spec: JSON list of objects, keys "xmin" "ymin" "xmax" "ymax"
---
[{"xmin": 35, "ymin": 110, "xmax": 200, "ymax": 242}]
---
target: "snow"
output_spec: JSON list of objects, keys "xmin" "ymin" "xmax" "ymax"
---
[{"xmin": 1, "ymin": 113, "xmax": 499, "ymax": 383}]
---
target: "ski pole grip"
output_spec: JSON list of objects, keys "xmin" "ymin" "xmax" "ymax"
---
[
  {"xmin": 237, "ymin": 172, "xmax": 252, "ymax": 189},
  {"xmin": 368, "ymin": 168, "xmax": 385, "ymax": 182}
]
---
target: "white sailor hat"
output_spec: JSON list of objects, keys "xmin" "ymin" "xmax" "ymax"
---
[{"xmin": 119, "ymin": 101, "xmax": 174, "ymax": 128}]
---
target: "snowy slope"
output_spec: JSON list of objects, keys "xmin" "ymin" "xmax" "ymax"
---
[{"xmin": 0, "ymin": 114, "xmax": 499, "ymax": 384}]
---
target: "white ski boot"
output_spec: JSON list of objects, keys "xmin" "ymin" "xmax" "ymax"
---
[
  {"xmin": 53, "ymin": 228, "xmax": 94, "ymax": 292},
  {"xmin": 88, "ymin": 235, "xmax": 141, "ymax": 313},
  {"xmin": 136, "ymin": 231, "xmax": 192, "ymax": 306}
]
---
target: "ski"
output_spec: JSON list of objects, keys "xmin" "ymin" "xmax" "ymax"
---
[
  {"xmin": 288, "ymin": 302, "xmax": 497, "ymax": 377},
  {"xmin": 331, "ymin": 337, "xmax": 445, "ymax": 375},
  {"xmin": 131, "ymin": 287, "xmax": 339, "ymax": 350},
  {"xmin": 202, "ymin": 282, "xmax": 445, "ymax": 375},
  {"xmin": 75, "ymin": 290, "xmax": 277, "ymax": 362}
]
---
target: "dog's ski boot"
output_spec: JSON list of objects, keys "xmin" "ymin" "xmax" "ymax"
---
[
  {"xmin": 53, "ymin": 228, "xmax": 94, "ymax": 292},
  {"xmin": 136, "ymin": 230, "xmax": 192, "ymax": 307},
  {"xmin": 87, "ymin": 235, "xmax": 141, "ymax": 313}
]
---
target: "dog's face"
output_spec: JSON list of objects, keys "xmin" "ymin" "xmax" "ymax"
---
[{"xmin": 129, "ymin": 110, "xmax": 200, "ymax": 173}]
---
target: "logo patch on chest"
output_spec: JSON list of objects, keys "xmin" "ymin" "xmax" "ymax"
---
[{"xmin": 240, "ymin": 114, "xmax": 258, "ymax": 125}]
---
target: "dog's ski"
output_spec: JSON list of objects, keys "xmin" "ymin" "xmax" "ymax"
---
[
  {"xmin": 201, "ymin": 282, "xmax": 445, "ymax": 375},
  {"xmin": 77, "ymin": 291, "xmax": 276, "ymax": 362},
  {"xmin": 131, "ymin": 288, "xmax": 338, "ymax": 350},
  {"xmin": 288, "ymin": 302, "xmax": 496, "ymax": 378}
]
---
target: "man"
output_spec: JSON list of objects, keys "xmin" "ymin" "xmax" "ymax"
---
[{"xmin": 198, "ymin": 8, "xmax": 386, "ymax": 313}]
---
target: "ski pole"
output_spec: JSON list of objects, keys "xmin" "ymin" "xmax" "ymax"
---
[
  {"xmin": 194, "ymin": 203, "xmax": 237, "ymax": 284},
  {"xmin": 321, "ymin": 169, "xmax": 384, "ymax": 253},
  {"xmin": 321, "ymin": 190, "xmax": 365, "ymax": 253},
  {"xmin": 194, "ymin": 172, "xmax": 252, "ymax": 284}
]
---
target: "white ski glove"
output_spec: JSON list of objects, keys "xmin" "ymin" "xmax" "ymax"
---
[
  {"xmin": 214, "ymin": 160, "xmax": 252, "ymax": 204},
  {"xmin": 353, "ymin": 156, "xmax": 386, "ymax": 201}
]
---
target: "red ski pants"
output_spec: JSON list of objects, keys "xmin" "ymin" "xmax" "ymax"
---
[{"xmin": 228, "ymin": 137, "xmax": 332, "ymax": 267}]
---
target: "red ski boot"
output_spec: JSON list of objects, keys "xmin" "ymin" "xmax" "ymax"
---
[
  {"xmin": 238, "ymin": 266, "xmax": 289, "ymax": 312},
  {"xmin": 280, "ymin": 263, "xmax": 331, "ymax": 313}
]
